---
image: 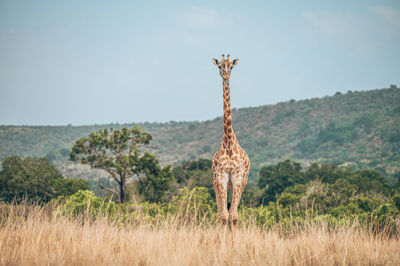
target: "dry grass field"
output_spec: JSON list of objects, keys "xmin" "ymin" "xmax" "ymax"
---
[{"xmin": 1, "ymin": 205, "xmax": 399, "ymax": 266}]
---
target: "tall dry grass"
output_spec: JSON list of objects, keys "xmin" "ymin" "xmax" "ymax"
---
[{"xmin": 0, "ymin": 204, "xmax": 399, "ymax": 266}]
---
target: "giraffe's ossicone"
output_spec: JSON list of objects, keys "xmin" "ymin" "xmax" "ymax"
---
[{"xmin": 211, "ymin": 54, "xmax": 250, "ymax": 230}]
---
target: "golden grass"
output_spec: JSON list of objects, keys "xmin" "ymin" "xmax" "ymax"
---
[{"xmin": 0, "ymin": 205, "xmax": 399, "ymax": 266}]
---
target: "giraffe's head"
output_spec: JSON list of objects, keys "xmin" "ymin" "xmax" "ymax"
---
[{"xmin": 212, "ymin": 54, "xmax": 239, "ymax": 80}]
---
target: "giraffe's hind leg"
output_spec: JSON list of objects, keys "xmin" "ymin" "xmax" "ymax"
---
[{"xmin": 229, "ymin": 184, "xmax": 242, "ymax": 229}]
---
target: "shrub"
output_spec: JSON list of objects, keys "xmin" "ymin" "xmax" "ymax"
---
[
  {"xmin": 372, "ymin": 203, "xmax": 400, "ymax": 233},
  {"xmin": 278, "ymin": 192, "xmax": 301, "ymax": 208},
  {"xmin": 393, "ymin": 194, "xmax": 400, "ymax": 210},
  {"xmin": 169, "ymin": 187, "xmax": 216, "ymax": 224},
  {"xmin": 239, "ymin": 205, "xmax": 277, "ymax": 228},
  {"xmin": 351, "ymin": 196, "xmax": 381, "ymax": 212},
  {"xmin": 60, "ymin": 190, "xmax": 116, "ymax": 219}
]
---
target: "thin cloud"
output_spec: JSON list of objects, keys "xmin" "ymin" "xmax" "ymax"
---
[
  {"xmin": 175, "ymin": 7, "xmax": 233, "ymax": 30},
  {"xmin": 302, "ymin": 11, "xmax": 364, "ymax": 37},
  {"xmin": 301, "ymin": 5, "xmax": 400, "ymax": 56},
  {"xmin": 303, "ymin": 5, "xmax": 400, "ymax": 36},
  {"xmin": 369, "ymin": 5, "xmax": 400, "ymax": 29}
]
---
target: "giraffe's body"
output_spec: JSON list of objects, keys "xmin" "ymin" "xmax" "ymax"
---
[{"xmin": 212, "ymin": 54, "xmax": 250, "ymax": 229}]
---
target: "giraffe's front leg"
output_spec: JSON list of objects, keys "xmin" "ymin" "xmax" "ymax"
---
[
  {"xmin": 229, "ymin": 184, "xmax": 242, "ymax": 229},
  {"xmin": 213, "ymin": 173, "xmax": 229, "ymax": 226}
]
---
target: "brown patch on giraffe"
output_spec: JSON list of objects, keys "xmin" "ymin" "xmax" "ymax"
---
[{"xmin": 233, "ymin": 145, "xmax": 238, "ymax": 154}]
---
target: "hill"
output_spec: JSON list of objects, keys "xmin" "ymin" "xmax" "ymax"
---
[{"xmin": 1, "ymin": 86, "xmax": 399, "ymax": 182}]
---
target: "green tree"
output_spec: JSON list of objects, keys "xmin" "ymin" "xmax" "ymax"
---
[
  {"xmin": 241, "ymin": 185, "xmax": 263, "ymax": 207},
  {"xmin": 70, "ymin": 127, "xmax": 158, "ymax": 203},
  {"xmin": 304, "ymin": 163, "xmax": 348, "ymax": 184},
  {"xmin": 53, "ymin": 178, "xmax": 90, "ymax": 198},
  {"xmin": 347, "ymin": 170, "xmax": 390, "ymax": 195},
  {"xmin": 258, "ymin": 160, "xmax": 305, "ymax": 203},
  {"xmin": 137, "ymin": 165, "xmax": 174, "ymax": 202},
  {"xmin": 171, "ymin": 159, "xmax": 214, "ymax": 199},
  {"xmin": 0, "ymin": 156, "xmax": 87, "ymax": 203}
]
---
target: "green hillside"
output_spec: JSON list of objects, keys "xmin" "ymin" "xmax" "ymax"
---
[{"xmin": 1, "ymin": 86, "xmax": 399, "ymax": 181}]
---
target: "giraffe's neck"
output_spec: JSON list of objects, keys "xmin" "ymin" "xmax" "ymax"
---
[{"xmin": 222, "ymin": 78, "xmax": 234, "ymax": 151}]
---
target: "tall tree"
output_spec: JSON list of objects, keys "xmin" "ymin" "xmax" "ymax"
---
[
  {"xmin": 70, "ymin": 127, "xmax": 158, "ymax": 203},
  {"xmin": 0, "ymin": 156, "xmax": 88, "ymax": 203}
]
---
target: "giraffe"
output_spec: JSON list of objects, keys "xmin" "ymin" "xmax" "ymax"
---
[{"xmin": 212, "ymin": 54, "xmax": 250, "ymax": 231}]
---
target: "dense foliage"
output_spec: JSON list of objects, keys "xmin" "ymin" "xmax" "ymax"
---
[
  {"xmin": 257, "ymin": 160, "xmax": 393, "ymax": 204},
  {"xmin": 171, "ymin": 159, "xmax": 214, "ymax": 197},
  {"xmin": 137, "ymin": 165, "xmax": 174, "ymax": 203},
  {"xmin": 59, "ymin": 190, "xmax": 117, "ymax": 219},
  {"xmin": 1, "ymin": 87, "xmax": 399, "ymax": 181},
  {"xmin": 0, "ymin": 156, "xmax": 88, "ymax": 203},
  {"xmin": 53, "ymin": 177, "xmax": 400, "ymax": 233},
  {"xmin": 55, "ymin": 187, "xmax": 216, "ymax": 225},
  {"xmin": 70, "ymin": 127, "xmax": 162, "ymax": 203}
]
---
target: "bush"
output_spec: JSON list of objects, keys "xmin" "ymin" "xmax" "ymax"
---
[
  {"xmin": 352, "ymin": 196, "xmax": 381, "ymax": 212},
  {"xmin": 239, "ymin": 205, "xmax": 277, "ymax": 228},
  {"xmin": 278, "ymin": 192, "xmax": 301, "ymax": 208},
  {"xmin": 372, "ymin": 203, "xmax": 400, "ymax": 233},
  {"xmin": 117, "ymin": 202, "xmax": 168, "ymax": 224},
  {"xmin": 0, "ymin": 156, "xmax": 88, "ymax": 203},
  {"xmin": 60, "ymin": 190, "xmax": 116, "ymax": 219},
  {"xmin": 169, "ymin": 187, "xmax": 216, "ymax": 224},
  {"xmin": 393, "ymin": 194, "xmax": 400, "ymax": 210}
]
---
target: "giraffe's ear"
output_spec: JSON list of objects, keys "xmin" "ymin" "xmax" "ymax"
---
[
  {"xmin": 212, "ymin": 58, "xmax": 219, "ymax": 66},
  {"xmin": 232, "ymin": 59, "xmax": 239, "ymax": 67}
]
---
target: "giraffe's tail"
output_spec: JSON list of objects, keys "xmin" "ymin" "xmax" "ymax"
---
[{"xmin": 227, "ymin": 186, "xmax": 232, "ymax": 210}]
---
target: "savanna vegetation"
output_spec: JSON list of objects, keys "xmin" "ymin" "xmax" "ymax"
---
[
  {"xmin": 1, "ymin": 87, "xmax": 400, "ymax": 265},
  {"xmin": 1, "ymin": 184, "xmax": 400, "ymax": 265},
  {"xmin": 2, "ymin": 203, "xmax": 400, "ymax": 265}
]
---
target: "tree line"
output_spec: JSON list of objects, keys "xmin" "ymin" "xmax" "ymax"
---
[{"xmin": 1, "ymin": 126, "xmax": 399, "ymax": 230}]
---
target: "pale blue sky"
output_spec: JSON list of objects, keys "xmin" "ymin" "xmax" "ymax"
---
[{"xmin": 1, "ymin": 0, "xmax": 399, "ymax": 125}]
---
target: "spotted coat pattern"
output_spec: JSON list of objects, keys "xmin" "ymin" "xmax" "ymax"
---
[{"xmin": 212, "ymin": 54, "xmax": 250, "ymax": 230}]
